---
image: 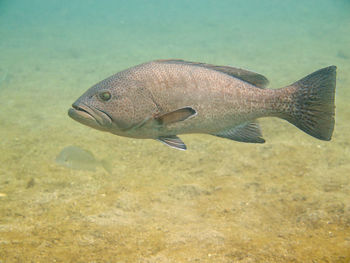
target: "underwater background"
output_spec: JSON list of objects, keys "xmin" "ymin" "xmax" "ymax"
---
[{"xmin": 0, "ymin": 0, "xmax": 350, "ymax": 262}]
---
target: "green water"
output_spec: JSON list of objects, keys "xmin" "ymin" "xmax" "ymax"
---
[{"xmin": 0, "ymin": 0, "xmax": 350, "ymax": 262}]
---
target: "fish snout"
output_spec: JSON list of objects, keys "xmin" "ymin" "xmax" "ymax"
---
[
  {"xmin": 68, "ymin": 102, "xmax": 93, "ymax": 122},
  {"xmin": 71, "ymin": 101, "xmax": 81, "ymax": 110},
  {"xmin": 68, "ymin": 102, "xmax": 112, "ymax": 131}
]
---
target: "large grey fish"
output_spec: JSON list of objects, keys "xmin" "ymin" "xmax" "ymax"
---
[{"xmin": 68, "ymin": 60, "xmax": 336, "ymax": 150}]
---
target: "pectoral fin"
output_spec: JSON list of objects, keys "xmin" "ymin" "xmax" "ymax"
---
[
  {"xmin": 155, "ymin": 107, "xmax": 197, "ymax": 125},
  {"xmin": 213, "ymin": 121, "xmax": 265, "ymax": 143},
  {"xmin": 157, "ymin": 135, "xmax": 187, "ymax": 150}
]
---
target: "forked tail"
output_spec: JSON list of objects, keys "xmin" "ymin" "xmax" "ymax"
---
[{"xmin": 281, "ymin": 66, "xmax": 336, "ymax": 140}]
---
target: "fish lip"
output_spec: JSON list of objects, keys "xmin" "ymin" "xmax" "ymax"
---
[
  {"xmin": 69, "ymin": 102, "xmax": 112, "ymax": 128},
  {"xmin": 71, "ymin": 103, "xmax": 91, "ymax": 117}
]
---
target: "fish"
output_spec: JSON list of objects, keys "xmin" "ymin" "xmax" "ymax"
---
[
  {"xmin": 56, "ymin": 145, "xmax": 112, "ymax": 173},
  {"xmin": 68, "ymin": 59, "xmax": 336, "ymax": 150}
]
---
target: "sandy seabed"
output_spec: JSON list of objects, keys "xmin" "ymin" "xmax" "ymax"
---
[{"xmin": 1, "ymin": 57, "xmax": 349, "ymax": 263}]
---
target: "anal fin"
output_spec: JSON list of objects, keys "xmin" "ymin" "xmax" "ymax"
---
[
  {"xmin": 157, "ymin": 135, "xmax": 187, "ymax": 150},
  {"xmin": 213, "ymin": 121, "xmax": 265, "ymax": 143}
]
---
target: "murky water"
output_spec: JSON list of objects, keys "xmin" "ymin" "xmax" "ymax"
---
[{"xmin": 1, "ymin": 0, "xmax": 349, "ymax": 262}]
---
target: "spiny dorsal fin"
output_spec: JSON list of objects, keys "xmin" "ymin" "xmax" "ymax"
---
[
  {"xmin": 213, "ymin": 121, "xmax": 265, "ymax": 143},
  {"xmin": 155, "ymin": 107, "xmax": 197, "ymax": 125},
  {"xmin": 155, "ymin": 59, "xmax": 269, "ymax": 88},
  {"xmin": 157, "ymin": 135, "xmax": 187, "ymax": 150}
]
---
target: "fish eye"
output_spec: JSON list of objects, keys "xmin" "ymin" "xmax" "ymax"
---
[{"xmin": 99, "ymin": 91, "xmax": 112, "ymax": 101}]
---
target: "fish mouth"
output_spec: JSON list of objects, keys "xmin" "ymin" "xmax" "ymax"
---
[{"xmin": 68, "ymin": 103, "xmax": 112, "ymax": 131}]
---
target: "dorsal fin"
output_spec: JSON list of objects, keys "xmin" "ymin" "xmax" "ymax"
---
[{"xmin": 155, "ymin": 59, "xmax": 269, "ymax": 88}]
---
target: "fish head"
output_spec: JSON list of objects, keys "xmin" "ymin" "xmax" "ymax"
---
[{"xmin": 68, "ymin": 76, "xmax": 136, "ymax": 132}]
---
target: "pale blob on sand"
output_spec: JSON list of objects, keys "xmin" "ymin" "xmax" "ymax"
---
[{"xmin": 56, "ymin": 145, "xmax": 112, "ymax": 174}]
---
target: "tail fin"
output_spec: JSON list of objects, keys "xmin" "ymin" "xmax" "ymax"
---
[{"xmin": 282, "ymin": 66, "xmax": 336, "ymax": 141}]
